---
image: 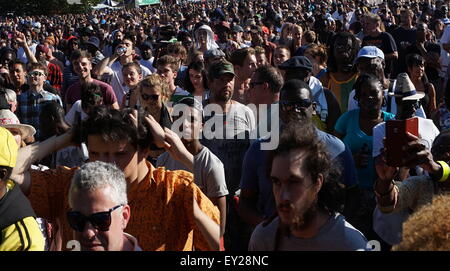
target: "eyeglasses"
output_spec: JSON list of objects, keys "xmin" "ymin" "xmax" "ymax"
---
[
  {"xmin": 141, "ymin": 93, "xmax": 159, "ymax": 101},
  {"xmin": 249, "ymin": 81, "xmax": 265, "ymax": 88},
  {"xmin": 28, "ymin": 71, "xmax": 45, "ymax": 77},
  {"xmin": 67, "ymin": 204, "xmax": 123, "ymax": 232},
  {"xmin": 280, "ymin": 99, "xmax": 312, "ymax": 111}
]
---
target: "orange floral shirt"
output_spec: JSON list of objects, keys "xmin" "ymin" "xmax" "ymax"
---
[{"xmin": 27, "ymin": 162, "xmax": 220, "ymax": 251}]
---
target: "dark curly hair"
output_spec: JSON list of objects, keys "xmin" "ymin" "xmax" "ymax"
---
[
  {"xmin": 267, "ymin": 120, "xmax": 344, "ymax": 214},
  {"xmin": 184, "ymin": 61, "xmax": 208, "ymax": 94},
  {"xmin": 353, "ymin": 73, "xmax": 383, "ymax": 102},
  {"xmin": 73, "ymin": 106, "xmax": 153, "ymax": 151}
]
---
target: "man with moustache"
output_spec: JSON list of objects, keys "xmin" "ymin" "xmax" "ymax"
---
[
  {"xmin": 248, "ymin": 121, "xmax": 367, "ymax": 251},
  {"xmin": 201, "ymin": 60, "xmax": 255, "ymax": 250}
]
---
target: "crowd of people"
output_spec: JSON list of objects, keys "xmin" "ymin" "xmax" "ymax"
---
[{"xmin": 1, "ymin": 0, "xmax": 450, "ymax": 251}]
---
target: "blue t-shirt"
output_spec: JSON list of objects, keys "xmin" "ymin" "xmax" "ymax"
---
[
  {"xmin": 335, "ymin": 109, "xmax": 395, "ymax": 189},
  {"xmin": 240, "ymin": 128, "xmax": 358, "ymax": 218}
]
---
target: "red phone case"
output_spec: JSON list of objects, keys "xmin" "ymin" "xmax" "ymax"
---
[{"xmin": 385, "ymin": 118, "xmax": 419, "ymax": 167}]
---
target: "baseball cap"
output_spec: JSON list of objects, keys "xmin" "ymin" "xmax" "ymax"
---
[
  {"xmin": 355, "ymin": 46, "xmax": 385, "ymax": 63},
  {"xmin": 391, "ymin": 73, "xmax": 425, "ymax": 101},
  {"xmin": 204, "ymin": 49, "xmax": 225, "ymax": 60},
  {"xmin": 85, "ymin": 36, "xmax": 100, "ymax": 50},
  {"xmin": 208, "ymin": 60, "xmax": 235, "ymax": 80},
  {"xmin": 232, "ymin": 25, "xmax": 244, "ymax": 33},
  {"xmin": 278, "ymin": 56, "xmax": 313, "ymax": 72},
  {"xmin": 0, "ymin": 126, "xmax": 18, "ymax": 168}
]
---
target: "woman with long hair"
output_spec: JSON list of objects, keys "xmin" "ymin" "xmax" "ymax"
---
[
  {"xmin": 184, "ymin": 61, "xmax": 209, "ymax": 102},
  {"xmin": 406, "ymin": 54, "xmax": 437, "ymax": 117}
]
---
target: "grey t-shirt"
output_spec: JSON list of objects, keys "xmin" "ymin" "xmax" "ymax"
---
[
  {"xmin": 156, "ymin": 146, "xmax": 229, "ymax": 198},
  {"xmin": 248, "ymin": 213, "xmax": 368, "ymax": 251}
]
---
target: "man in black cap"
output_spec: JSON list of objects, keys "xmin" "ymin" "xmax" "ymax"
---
[{"xmin": 279, "ymin": 56, "xmax": 341, "ymax": 133}]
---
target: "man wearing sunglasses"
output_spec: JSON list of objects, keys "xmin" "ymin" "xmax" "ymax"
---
[
  {"xmin": 67, "ymin": 161, "xmax": 141, "ymax": 251},
  {"xmin": 239, "ymin": 79, "xmax": 358, "ymax": 250},
  {"xmin": 279, "ymin": 56, "xmax": 341, "ymax": 134},
  {"xmin": 15, "ymin": 62, "xmax": 62, "ymax": 141}
]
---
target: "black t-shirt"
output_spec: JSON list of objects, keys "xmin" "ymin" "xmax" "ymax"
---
[
  {"xmin": 390, "ymin": 26, "xmax": 418, "ymax": 76},
  {"xmin": 362, "ymin": 32, "xmax": 398, "ymax": 55}
]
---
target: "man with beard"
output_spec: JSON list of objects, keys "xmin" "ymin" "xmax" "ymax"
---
[
  {"xmin": 248, "ymin": 120, "xmax": 367, "ymax": 251},
  {"xmin": 201, "ymin": 60, "xmax": 255, "ymax": 250},
  {"xmin": 320, "ymin": 32, "xmax": 360, "ymax": 112}
]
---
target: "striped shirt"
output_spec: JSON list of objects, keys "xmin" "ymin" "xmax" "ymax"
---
[{"xmin": 16, "ymin": 89, "xmax": 63, "ymax": 140}]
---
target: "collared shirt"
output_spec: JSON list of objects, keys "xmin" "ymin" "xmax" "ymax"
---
[
  {"xmin": 16, "ymin": 89, "xmax": 63, "ymax": 140},
  {"xmin": 27, "ymin": 161, "xmax": 220, "ymax": 251},
  {"xmin": 124, "ymin": 233, "xmax": 142, "ymax": 251}
]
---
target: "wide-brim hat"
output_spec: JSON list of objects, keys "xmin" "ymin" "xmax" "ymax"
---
[{"xmin": 0, "ymin": 109, "xmax": 36, "ymax": 140}]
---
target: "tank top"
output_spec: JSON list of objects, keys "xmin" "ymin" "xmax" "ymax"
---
[{"xmin": 327, "ymin": 73, "xmax": 358, "ymax": 112}]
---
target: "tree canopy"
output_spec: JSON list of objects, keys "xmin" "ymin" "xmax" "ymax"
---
[{"xmin": 0, "ymin": 0, "xmax": 103, "ymax": 15}]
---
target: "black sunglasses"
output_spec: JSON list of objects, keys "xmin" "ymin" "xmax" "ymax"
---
[
  {"xmin": 141, "ymin": 93, "xmax": 159, "ymax": 101},
  {"xmin": 67, "ymin": 204, "xmax": 123, "ymax": 232},
  {"xmin": 249, "ymin": 81, "xmax": 265, "ymax": 88},
  {"xmin": 280, "ymin": 99, "xmax": 312, "ymax": 111}
]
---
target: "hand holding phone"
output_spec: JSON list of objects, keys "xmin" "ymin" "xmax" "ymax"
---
[{"xmin": 385, "ymin": 118, "xmax": 419, "ymax": 167}]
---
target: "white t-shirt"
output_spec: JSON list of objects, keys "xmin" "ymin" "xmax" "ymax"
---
[
  {"xmin": 439, "ymin": 25, "xmax": 450, "ymax": 74},
  {"xmin": 64, "ymin": 100, "xmax": 88, "ymax": 126},
  {"xmin": 372, "ymin": 117, "xmax": 440, "ymax": 158},
  {"xmin": 109, "ymin": 61, "xmax": 151, "ymax": 104},
  {"xmin": 156, "ymin": 146, "xmax": 229, "ymax": 199}
]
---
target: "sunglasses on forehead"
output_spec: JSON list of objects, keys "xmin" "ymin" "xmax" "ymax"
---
[
  {"xmin": 66, "ymin": 204, "xmax": 123, "ymax": 232},
  {"xmin": 141, "ymin": 93, "xmax": 159, "ymax": 101}
]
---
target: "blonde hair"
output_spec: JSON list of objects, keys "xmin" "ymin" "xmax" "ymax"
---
[
  {"xmin": 392, "ymin": 194, "xmax": 450, "ymax": 251},
  {"xmin": 139, "ymin": 74, "xmax": 170, "ymax": 103}
]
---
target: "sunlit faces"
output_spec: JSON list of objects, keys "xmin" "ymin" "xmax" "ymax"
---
[
  {"xmin": 236, "ymin": 53, "xmax": 257, "ymax": 80},
  {"xmin": 197, "ymin": 29, "xmax": 208, "ymax": 46},
  {"xmin": 72, "ymin": 57, "xmax": 92, "ymax": 79},
  {"xmin": 210, "ymin": 73, "xmax": 235, "ymax": 102},
  {"xmin": 119, "ymin": 39, "xmax": 134, "ymax": 57},
  {"xmin": 273, "ymin": 48, "xmax": 291, "ymax": 68},
  {"xmin": 188, "ymin": 69, "xmax": 204, "ymax": 89},
  {"xmin": 157, "ymin": 64, "xmax": 177, "ymax": 85},
  {"xmin": 122, "ymin": 65, "xmax": 142, "ymax": 89},
  {"xmin": 71, "ymin": 187, "xmax": 131, "ymax": 251},
  {"xmin": 357, "ymin": 79, "xmax": 384, "ymax": 114},
  {"xmin": 270, "ymin": 149, "xmax": 321, "ymax": 229},
  {"xmin": 87, "ymin": 135, "xmax": 139, "ymax": 183},
  {"xmin": 27, "ymin": 69, "xmax": 47, "ymax": 87},
  {"xmin": 172, "ymin": 106, "xmax": 203, "ymax": 142},
  {"xmin": 139, "ymin": 85, "xmax": 162, "ymax": 111},
  {"xmin": 10, "ymin": 63, "xmax": 27, "ymax": 86}
]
